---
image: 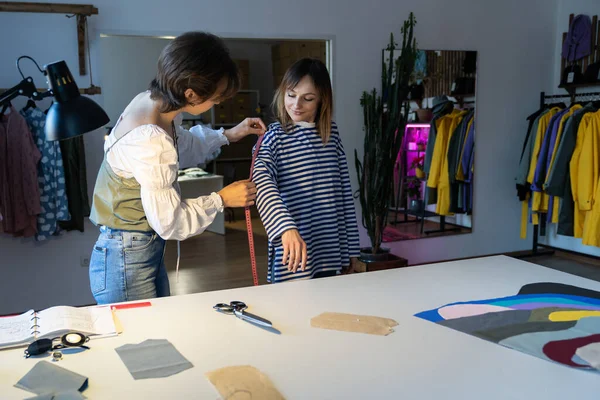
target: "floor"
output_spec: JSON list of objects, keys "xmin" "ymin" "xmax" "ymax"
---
[
  {"xmin": 164, "ymin": 218, "xmax": 270, "ymax": 296},
  {"xmin": 164, "ymin": 219, "xmax": 600, "ymax": 296},
  {"xmin": 385, "ymin": 212, "xmax": 471, "ymax": 241},
  {"xmin": 518, "ymin": 250, "xmax": 600, "ymax": 282}
]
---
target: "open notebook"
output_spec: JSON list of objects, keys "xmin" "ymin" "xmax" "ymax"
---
[{"xmin": 0, "ymin": 305, "xmax": 118, "ymax": 350}]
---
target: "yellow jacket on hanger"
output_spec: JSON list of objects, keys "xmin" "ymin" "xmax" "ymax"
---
[
  {"xmin": 427, "ymin": 109, "xmax": 467, "ymax": 216},
  {"xmin": 579, "ymin": 111, "xmax": 600, "ymax": 246},
  {"xmin": 570, "ymin": 111, "xmax": 597, "ymax": 238}
]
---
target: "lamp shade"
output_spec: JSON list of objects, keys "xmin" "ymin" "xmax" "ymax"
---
[{"xmin": 44, "ymin": 61, "xmax": 109, "ymax": 141}]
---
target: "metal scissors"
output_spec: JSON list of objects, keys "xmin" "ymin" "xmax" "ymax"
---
[{"xmin": 213, "ymin": 301, "xmax": 273, "ymax": 329}]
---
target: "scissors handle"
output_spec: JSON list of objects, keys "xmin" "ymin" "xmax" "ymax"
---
[{"xmin": 234, "ymin": 309, "xmax": 273, "ymax": 328}]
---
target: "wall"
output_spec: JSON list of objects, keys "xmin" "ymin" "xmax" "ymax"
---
[
  {"xmin": 100, "ymin": 36, "xmax": 276, "ymax": 126},
  {"xmin": 0, "ymin": 0, "xmax": 557, "ymax": 315},
  {"xmin": 223, "ymin": 39, "xmax": 275, "ymax": 112},
  {"xmin": 99, "ymin": 35, "xmax": 170, "ymax": 125},
  {"xmin": 540, "ymin": 0, "xmax": 600, "ymax": 257}
]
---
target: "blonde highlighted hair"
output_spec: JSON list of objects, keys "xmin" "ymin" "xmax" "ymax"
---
[{"xmin": 272, "ymin": 58, "xmax": 333, "ymax": 144}]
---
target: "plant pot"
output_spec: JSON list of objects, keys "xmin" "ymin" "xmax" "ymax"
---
[
  {"xmin": 359, "ymin": 247, "xmax": 390, "ymax": 262},
  {"xmin": 356, "ymin": 250, "xmax": 408, "ymax": 273},
  {"xmin": 410, "ymin": 199, "xmax": 424, "ymax": 212},
  {"xmin": 416, "ymin": 108, "xmax": 433, "ymax": 123},
  {"xmin": 415, "ymin": 167, "xmax": 425, "ymax": 179}
]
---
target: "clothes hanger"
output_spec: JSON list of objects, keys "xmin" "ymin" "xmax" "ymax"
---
[
  {"xmin": 23, "ymin": 99, "xmax": 36, "ymax": 112},
  {"xmin": 1, "ymin": 101, "xmax": 11, "ymax": 115}
]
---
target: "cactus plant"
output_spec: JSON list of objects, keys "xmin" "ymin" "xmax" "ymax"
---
[{"xmin": 355, "ymin": 12, "xmax": 418, "ymax": 256}]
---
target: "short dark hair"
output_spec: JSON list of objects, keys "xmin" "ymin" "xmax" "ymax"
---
[{"xmin": 149, "ymin": 31, "xmax": 240, "ymax": 113}]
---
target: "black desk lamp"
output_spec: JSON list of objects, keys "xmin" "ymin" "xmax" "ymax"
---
[{"xmin": 0, "ymin": 56, "xmax": 109, "ymax": 141}]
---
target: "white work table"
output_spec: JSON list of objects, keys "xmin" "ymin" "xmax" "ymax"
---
[{"xmin": 2, "ymin": 255, "xmax": 600, "ymax": 399}]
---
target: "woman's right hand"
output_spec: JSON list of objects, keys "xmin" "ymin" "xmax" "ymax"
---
[
  {"xmin": 217, "ymin": 180, "xmax": 257, "ymax": 208},
  {"xmin": 281, "ymin": 229, "xmax": 307, "ymax": 273}
]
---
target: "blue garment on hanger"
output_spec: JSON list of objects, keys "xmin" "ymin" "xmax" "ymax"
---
[{"xmin": 21, "ymin": 107, "xmax": 70, "ymax": 241}]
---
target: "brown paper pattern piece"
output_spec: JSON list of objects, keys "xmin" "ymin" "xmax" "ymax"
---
[
  {"xmin": 205, "ymin": 365, "xmax": 285, "ymax": 400},
  {"xmin": 310, "ymin": 312, "xmax": 398, "ymax": 336}
]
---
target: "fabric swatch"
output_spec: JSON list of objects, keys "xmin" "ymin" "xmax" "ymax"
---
[
  {"xmin": 519, "ymin": 283, "xmax": 600, "ymax": 300},
  {"xmin": 473, "ymin": 321, "xmax": 576, "ymax": 343},
  {"xmin": 415, "ymin": 284, "xmax": 600, "ymax": 372},
  {"xmin": 414, "ymin": 293, "xmax": 600, "ymax": 322},
  {"xmin": 499, "ymin": 317, "xmax": 600, "ymax": 364},
  {"xmin": 205, "ymin": 365, "xmax": 285, "ymax": 400},
  {"xmin": 511, "ymin": 302, "xmax": 600, "ymax": 311},
  {"xmin": 115, "ymin": 339, "xmax": 193, "ymax": 380},
  {"xmin": 492, "ymin": 296, "xmax": 600, "ymax": 308},
  {"xmin": 528, "ymin": 307, "xmax": 588, "ymax": 322},
  {"xmin": 572, "ymin": 353, "xmax": 591, "ymax": 367},
  {"xmin": 575, "ymin": 342, "xmax": 600, "ymax": 369},
  {"xmin": 437, "ymin": 310, "xmax": 532, "ymax": 333},
  {"xmin": 310, "ymin": 312, "xmax": 398, "ymax": 336},
  {"xmin": 543, "ymin": 334, "xmax": 600, "ymax": 367},
  {"xmin": 548, "ymin": 310, "xmax": 600, "ymax": 322},
  {"xmin": 15, "ymin": 361, "xmax": 88, "ymax": 395},
  {"xmin": 437, "ymin": 304, "xmax": 512, "ymax": 320},
  {"xmin": 25, "ymin": 390, "xmax": 87, "ymax": 399}
]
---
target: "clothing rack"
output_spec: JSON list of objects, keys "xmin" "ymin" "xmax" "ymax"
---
[
  {"xmin": 518, "ymin": 90, "xmax": 600, "ymax": 259},
  {"xmin": 390, "ymin": 101, "xmax": 475, "ymax": 235}
]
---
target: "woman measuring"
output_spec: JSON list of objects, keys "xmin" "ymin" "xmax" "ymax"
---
[{"xmin": 88, "ymin": 32, "xmax": 266, "ymax": 304}]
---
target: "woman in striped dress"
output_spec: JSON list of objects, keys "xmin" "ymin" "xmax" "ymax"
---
[{"xmin": 252, "ymin": 58, "xmax": 360, "ymax": 283}]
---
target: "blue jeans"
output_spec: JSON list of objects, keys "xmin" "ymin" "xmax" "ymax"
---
[{"xmin": 89, "ymin": 226, "xmax": 170, "ymax": 304}]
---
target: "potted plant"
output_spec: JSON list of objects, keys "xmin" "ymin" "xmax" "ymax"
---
[
  {"xmin": 355, "ymin": 12, "xmax": 418, "ymax": 264},
  {"xmin": 406, "ymin": 178, "xmax": 423, "ymax": 211},
  {"xmin": 411, "ymin": 155, "xmax": 425, "ymax": 179}
]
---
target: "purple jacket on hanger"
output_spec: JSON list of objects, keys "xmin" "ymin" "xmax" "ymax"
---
[
  {"xmin": 532, "ymin": 108, "xmax": 569, "ymax": 192},
  {"xmin": 461, "ymin": 119, "xmax": 475, "ymax": 182},
  {"xmin": 562, "ymin": 14, "xmax": 592, "ymax": 62}
]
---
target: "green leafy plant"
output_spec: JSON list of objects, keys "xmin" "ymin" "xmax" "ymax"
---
[{"xmin": 355, "ymin": 12, "xmax": 418, "ymax": 255}]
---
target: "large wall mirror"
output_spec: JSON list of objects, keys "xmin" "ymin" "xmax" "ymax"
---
[
  {"xmin": 386, "ymin": 50, "xmax": 477, "ymax": 243},
  {"xmin": 99, "ymin": 34, "xmax": 330, "ymax": 294}
]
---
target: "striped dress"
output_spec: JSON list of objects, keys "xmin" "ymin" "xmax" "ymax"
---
[{"xmin": 252, "ymin": 121, "xmax": 360, "ymax": 283}]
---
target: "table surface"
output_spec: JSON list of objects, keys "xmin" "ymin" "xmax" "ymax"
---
[
  {"xmin": 177, "ymin": 174, "xmax": 223, "ymax": 182},
  {"xmin": 177, "ymin": 173, "xmax": 225, "ymax": 235},
  {"xmin": 2, "ymin": 255, "xmax": 600, "ymax": 399}
]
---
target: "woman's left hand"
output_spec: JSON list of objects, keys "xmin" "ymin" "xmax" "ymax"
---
[{"xmin": 224, "ymin": 118, "xmax": 267, "ymax": 142}]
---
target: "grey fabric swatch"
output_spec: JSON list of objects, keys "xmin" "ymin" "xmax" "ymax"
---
[
  {"xmin": 499, "ymin": 316, "xmax": 600, "ymax": 362},
  {"xmin": 15, "ymin": 361, "xmax": 88, "ymax": 395},
  {"xmin": 26, "ymin": 390, "xmax": 87, "ymax": 399},
  {"xmin": 473, "ymin": 321, "xmax": 577, "ymax": 342},
  {"xmin": 518, "ymin": 282, "xmax": 600, "ymax": 300},
  {"xmin": 528, "ymin": 307, "xmax": 587, "ymax": 322},
  {"xmin": 115, "ymin": 339, "xmax": 193, "ymax": 380},
  {"xmin": 437, "ymin": 309, "xmax": 532, "ymax": 333}
]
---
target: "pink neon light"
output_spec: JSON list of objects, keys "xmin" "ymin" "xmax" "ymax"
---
[{"xmin": 405, "ymin": 124, "xmax": 430, "ymax": 129}]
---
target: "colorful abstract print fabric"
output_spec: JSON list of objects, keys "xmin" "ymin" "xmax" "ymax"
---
[{"xmin": 414, "ymin": 283, "xmax": 600, "ymax": 372}]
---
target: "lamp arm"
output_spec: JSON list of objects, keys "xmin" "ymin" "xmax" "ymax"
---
[{"xmin": 0, "ymin": 77, "xmax": 52, "ymax": 108}]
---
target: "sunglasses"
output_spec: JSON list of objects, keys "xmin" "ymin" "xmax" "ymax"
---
[{"xmin": 24, "ymin": 332, "xmax": 90, "ymax": 358}]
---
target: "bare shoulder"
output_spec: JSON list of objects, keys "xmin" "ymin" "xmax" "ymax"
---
[{"xmin": 112, "ymin": 92, "xmax": 168, "ymax": 137}]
